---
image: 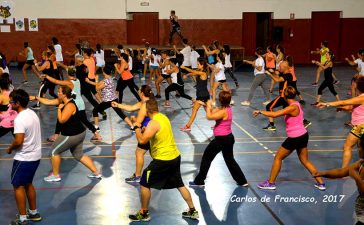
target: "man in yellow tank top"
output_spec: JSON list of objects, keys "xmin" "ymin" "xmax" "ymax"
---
[{"xmin": 128, "ymin": 98, "xmax": 199, "ymax": 222}]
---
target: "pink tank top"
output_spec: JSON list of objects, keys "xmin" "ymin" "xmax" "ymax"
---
[
  {"xmin": 284, "ymin": 102, "xmax": 307, "ymax": 138},
  {"xmin": 213, "ymin": 107, "xmax": 232, "ymax": 136},
  {"xmin": 0, "ymin": 90, "xmax": 17, "ymax": 128},
  {"xmin": 352, "ymin": 94, "xmax": 364, "ymax": 125}
]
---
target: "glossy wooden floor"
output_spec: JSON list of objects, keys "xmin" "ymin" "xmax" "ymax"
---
[{"xmin": 0, "ymin": 66, "xmax": 359, "ymax": 225}]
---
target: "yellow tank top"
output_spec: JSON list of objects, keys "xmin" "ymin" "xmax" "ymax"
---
[
  {"xmin": 320, "ymin": 47, "xmax": 329, "ymax": 63},
  {"xmin": 150, "ymin": 113, "xmax": 180, "ymax": 160}
]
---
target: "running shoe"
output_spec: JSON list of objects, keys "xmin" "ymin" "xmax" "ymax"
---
[
  {"xmin": 125, "ymin": 174, "xmax": 141, "ymax": 183},
  {"xmin": 333, "ymin": 80, "xmax": 340, "ymax": 85},
  {"xmin": 10, "ymin": 218, "xmax": 29, "ymax": 225},
  {"xmin": 257, "ymin": 180, "xmax": 276, "ymax": 190},
  {"xmin": 314, "ymin": 183, "xmax": 326, "ymax": 191},
  {"xmin": 182, "ymin": 209, "xmax": 199, "ymax": 220},
  {"xmin": 303, "ymin": 119, "xmax": 312, "ymax": 128},
  {"xmin": 262, "ymin": 100, "xmax": 270, "ymax": 106},
  {"xmin": 163, "ymin": 102, "xmax": 171, "ymax": 108},
  {"xmin": 95, "ymin": 126, "xmax": 100, "ymax": 132},
  {"xmin": 188, "ymin": 181, "xmax": 205, "ymax": 187},
  {"xmin": 299, "ymin": 100, "xmax": 306, "ymax": 105},
  {"xmin": 44, "ymin": 173, "xmax": 61, "ymax": 182},
  {"xmin": 240, "ymin": 101, "xmax": 251, "ymax": 106},
  {"xmin": 263, "ymin": 124, "xmax": 276, "ymax": 131},
  {"xmin": 230, "ymin": 100, "xmax": 235, "ymax": 105},
  {"xmin": 129, "ymin": 210, "xmax": 151, "ymax": 222},
  {"xmin": 311, "ymin": 82, "xmax": 318, "ymax": 86},
  {"xmin": 141, "ymin": 77, "xmax": 146, "ymax": 81},
  {"xmin": 26, "ymin": 209, "xmax": 42, "ymax": 221},
  {"xmin": 87, "ymin": 172, "xmax": 102, "ymax": 179},
  {"xmin": 90, "ymin": 134, "xmax": 102, "ymax": 142},
  {"xmin": 180, "ymin": 125, "xmax": 191, "ymax": 132},
  {"xmin": 31, "ymin": 104, "xmax": 40, "ymax": 110},
  {"xmin": 155, "ymin": 94, "xmax": 161, "ymax": 99},
  {"xmin": 101, "ymin": 111, "xmax": 107, "ymax": 120}
]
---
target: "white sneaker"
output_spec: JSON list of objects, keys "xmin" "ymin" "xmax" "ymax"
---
[
  {"xmin": 141, "ymin": 77, "xmax": 146, "ymax": 81},
  {"xmin": 262, "ymin": 100, "xmax": 270, "ymax": 105},
  {"xmin": 240, "ymin": 101, "xmax": 250, "ymax": 106},
  {"xmin": 230, "ymin": 100, "xmax": 235, "ymax": 105},
  {"xmin": 88, "ymin": 172, "xmax": 102, "ymax": 179}
]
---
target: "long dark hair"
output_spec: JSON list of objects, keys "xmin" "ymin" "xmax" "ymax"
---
[
  {"xmin": 96, "ymin": 44, "xmax": 102, "ymax": 54},
  {"xmin": 223, "ymin": 44, "xmax": 231, "ymax": 55},
  {"xmin": 140, "ymin": 85, "xmax": 154, "ymax": 98},
  {"xmin": 197, "ymin": 57, "xmax": 208, "ymax": 72}
]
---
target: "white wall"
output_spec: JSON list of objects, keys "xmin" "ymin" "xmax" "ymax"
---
[
  {"xmin": 10, "ymin": 0, "xmax": 364, "ymax": 19},
  {"xmin": 12, "ymin": 0, "xmax": 126, "ymax": 19}
]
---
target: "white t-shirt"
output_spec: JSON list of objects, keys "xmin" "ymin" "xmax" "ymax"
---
[
  {"xmin": 13, "ymin": 109, "xmax": 42, "ymax": 161},
  {"xmin": 214, "ymin": 62, "xmax": 226, "ymax": 81},
  {"xmin": 254, "ymin": 57, "xmax": 265, "ymax": 76},
  {"xmin": 54, "ymin": 44, "xmax": 63, "ymax": 62},
  {"xmin": 150, "ymin": 54, "xmax": 161, "ymax": 67},
  {"xmin": 224, "ymin": 54, "xmax": 232, "ymax": 68},
  {"xmin": 180, "ymin": 46, "xmax": 191, "ymax": 67},
  {"xmin": 94, "ymin": 50, "xmax": 105, "ymax": 67},
  {"xmin": 190, "ymin": 50, "xmax": 200, "ymax": 69},
  {"xmin": 354, "ymin": 58, "xmax": 364, "ymax": 75}
]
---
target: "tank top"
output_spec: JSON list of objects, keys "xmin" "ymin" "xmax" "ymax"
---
[
  {"xmin": 42, "ymin": 60, "xmax": 55, "ymax": 78},
  {"xmin": 171, "ymin": 17, "xmax": 180, "ymax": 28},
  {"xmin": 289, "ymin": 66, "xmax": 297, "ymax": 82},
  {"xmin": 121, "ymin": 65, "xmax": 133, "ymax": 80},
  {"xmin": 224, "ymin": 54, "xmax": 232, "ymax": 68},
  {"xmin": 352, "ymin": 94, "xmax": 364, "ymax": 125},
  {"xmin": 71, "ymin": 79, "xmax": 85, "ymax": 111},
  {"xmin": 196, "ymin": 76, "xmax": 209, "ymax": 98},
  {"xmin": 213, "ymin": 107, "xmax": 232, "ymax": 136},
  {"xmin": 284, "ymin": 102, "xmax": 307, "ymax": 138},
  {"xmin": 60, "ymin": 100, "xmax": 85, "ymax": 136},
  {"xmin": 208, "ymin": 55, "xmax": 216, "ymax": 64},
  {"xmin": 0, "ymin": 90, "xmax": 16, "ymax": 128},
  {"xmin": 26, "ymin": 47, "xmax": 34, "ymax": 61},
  {"xmin": 84, "ymin": 58, "xmax": 96, "ymax": 79},
  {"xmin": 101, "ymin": 77, "xmax": 117, "ymax": 102},
  {"xmin": 320, "ymin": 47, "xmax": 329, "ymax": 63},
  {"xmin": 265, "ymin": 52, "xmax": 275, "ymax": 69},
  {"xmin": 149, "ymin": 113, "xmax": 180, "ymax": 161},
  {"xmin": 323, "ymin": 62, "xmax": 333, "ymax": 81}
]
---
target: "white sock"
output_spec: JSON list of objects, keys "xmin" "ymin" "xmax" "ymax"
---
[
  {"xmin": 29, "ymin": 209, "xmax": 38, "ymax": 215},
  {"xmin": 19, "ymin": 215, "xmax": 27, "ymax": 222}
]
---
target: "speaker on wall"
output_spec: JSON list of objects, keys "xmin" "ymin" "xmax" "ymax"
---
[{"xmin": 272, "ymin": 26, "xmax": 283, "ymax": 42}]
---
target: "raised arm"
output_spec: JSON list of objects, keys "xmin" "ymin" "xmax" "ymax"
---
[{"xmin": 253, "ymin": 104, "xmax": 298, "ymax": 118}]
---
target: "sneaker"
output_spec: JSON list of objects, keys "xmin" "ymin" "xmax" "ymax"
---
[
  {"xmin": 257, "ymin": 180, "xmax": 276, "ymax": 190},
  {"xmin": 314, "ymin": 183, "xmax": 326, "ymax": 191},
  {"xmin": 141, "ymin": 77, "xmax": 146, "ymax": 81},
  {"xmin": 46, "ymin": 135, "xmax": 57, "ymax": 142},
  {"xmin": 26, "ymin": 209, "xmax": 42, "ymax": 221},
  {"xmin": 303, "ymin": 119, "xmax": 312, "ymax": 128},
  {"xmin": 311, "ymin": 82, "xmax": 318, "ymax": 86},
  {"xmin": 235, "ymin": 83, "xmax": 239, "ymax": 88},
  {"xmin": 87, "ymin": 172, "xmax": 102, "ymax": 179},
  {"xmin": 262, "ymin": 100, "xmax": 270, "ymax": 106},
  {"xmin": 238, "ymin": 183, "xmax": 249, "ymax": 187},
  {"xmin": 31, "ymin": 104, "xmax": 40, "ymax": 110},
  {"xmin": 21, "ymin": 80, "xmax": 28, "ymax": 85},
  {"xmin": 95, "ymin": 126, "xmax": 100, "ymax": 132},
  {"xmin": 163, "ymin": 102, "xmax": 171, "ymax": 108},
  {"xmin": 241, "ymin": 101, "xmax": 250, "ymax": 106},
  {"xmin": 44, "ymin": 173, "xmax": 61, "ymax": 182},
  {"xmin": 333, "ymin": 80, "xmax": 340, "ymax": 85},
  {"xmin": 188, "ymin": 181, "xmax": 205, "ymax": 187},
  {"xmin": 10, "ymin": 218, "xmax": 29, "ymax": 225},
  {"xmin": 182, "ymin": 209, "xmax": 199, "ymax": 220},
  {"xmin": 129, "ymin": 210, "xmax": 151, "ymax": 222},
  {"xmin": 125, "ymin": 174, "xmax": 141, "ymax": 183},
  {"xmin": 311, "ymin": 102, "xmax": 319, "ymax": 106},
  {"xmin": 263, "ymin": 124, "xmax": 276, "ymax": 131},
  {"xmin": 155, "ymin": 94, "xmax": 161, "ymax": 99},
  {"xmin": 230, "ymin": 100, "xmax": 235, "ymax": 105},
  {"xmin": 180, "ymin": 125, "xmax": 191, "ymax": 132},
  {"xmin": 101, "ymin": 112, "xmax": 107, "ymax": 120},
  {"xmin": 299, "ymin": 100, "xmax": 306, "ymax": 105},
  {"xmin": 90, "ymin": 133, "xmax": 102, "ymax": 142}
]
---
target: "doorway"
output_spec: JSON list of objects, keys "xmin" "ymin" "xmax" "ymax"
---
[{"xmin": 127, "ymin": 12, "xmax": 159, "ymax": 45}]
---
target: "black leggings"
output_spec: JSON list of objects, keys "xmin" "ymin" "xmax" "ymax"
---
[
  {"xmin": 165, "ymin": 84, "xmax": 192, "ymax": 101},
  {"xmin": 266, "ymin": 96, "xmax": 288, "ymax": 111},
  {"xmin": 117, "ymin": 78, "xmax": 141, "ymax": 103},
  {"xmin": 39, "ymin": 80, "xmax": 57, "ymax": 99},
  {"xmin": 318, "ymin": 79, "xmax": 337, "ymax": 96},
  {"xmin": 0, "ymin": 126, "xmax": 14, "ymax": 137},
  {"xmin": 81, "ymin": 87, "xmax": 100, "ymax": 109},
  {"xmin": 225, "ymin": 68, "xmax": 238, "ymax": 83},
  {"xmin": 54, "ymin": 110, "xmax": 96, "ymax": 135},
  {"xmin": 169, "ymin": 26, "xmax": 183, "ymax": 44},
  {"xmin": 194, "ymin": 134, "xmax": 247, "ymax": 185},
  {"xmin": 92, "ymin": 100, "xmax": 127, "ymax": 120}
]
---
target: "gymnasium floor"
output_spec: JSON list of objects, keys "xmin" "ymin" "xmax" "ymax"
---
[{"xmin": 0, "ymin": 65, "xmax": 359, "ymax": 225}]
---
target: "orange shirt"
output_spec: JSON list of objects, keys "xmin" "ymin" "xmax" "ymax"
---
[
  {"xmin": 121, "ymin": 66, "xmax": 133, "ymax": 80},
  {"xmin": 84, "ymin": 58, "xmax": 96, "ymax": 79},
  {"xmin": 265, "ymin": 52, "xmax": 275, "ymax": 69}
]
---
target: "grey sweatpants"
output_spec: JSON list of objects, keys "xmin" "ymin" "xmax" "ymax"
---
[
  {"xmin": 247, "ymin": 73, "xmax": 270, "ymax": 102},
  {"xmin": 51, "ymin": 131, "xmax": 86, "ymax": 160}
]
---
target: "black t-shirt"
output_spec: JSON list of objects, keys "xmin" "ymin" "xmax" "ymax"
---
[
  {"xmin": 278, "ymin": 72, "xmax": 293, "ymax": 94},
  {"xmin": 76, "ymin": 64, "xmax": 88, "ymax": 88}
]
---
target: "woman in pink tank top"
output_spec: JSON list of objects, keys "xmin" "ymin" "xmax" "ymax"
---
[
  {"xmin": 253, "ymin": 86, "xmax": 326, "ymax": 190},
  {"xmin": 0, "ymin": 77, "xmax": 17, "ymax": 137},
  {"xmin": 189, "ymin": 91, "xmax": 248, "ymax": 187},
  {"xmin": 317, "ymin": 76, "xmax": 364, "ymax": 168}
]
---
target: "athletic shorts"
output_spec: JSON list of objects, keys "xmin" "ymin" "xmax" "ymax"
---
[
  {"xmin": 150, "ymin": 65, "xmax": 159, "ymax": 70},
  {"xmin": 351, "ymin": 125, "xmax": 364, "ymax": 138},
  {"xmin": 11, "ymin": 160, "xmax": 40, "ymax": 187},
  {"xmin": 162, "ymin": 74, "xmax": 171, "ymax": 79},
  {"xmin": 140, "ymin": 156, "xmax": 184, "ymax": 190},
  {"xmin": 137, "ymin": 142, "xmax": 150, "ymax": 151},
  {"xmin": 218, "ymin": 79, "xmax": 226, "ymax": 83},
  {"xmin": 26, "ymin": 60, "xmax": 34, "ymax": 65},
  {"xmin": 196, "ymin": 96, "xmax": 210, "ymax": 102},
  {"xmin": 282, "ymin": 132, "xmax": 309, "ymax": 151}
]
